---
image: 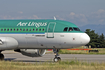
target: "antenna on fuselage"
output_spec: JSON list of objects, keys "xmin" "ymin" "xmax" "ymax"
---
[{"xmin": 54, "ymin": 16, "xmax": 56, "ymax": 20}]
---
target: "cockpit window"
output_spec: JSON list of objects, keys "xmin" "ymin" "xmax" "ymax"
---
[
  {"xmin": 73, "ymin": 27, "xmax": 80, "ymax": 31},
  {"xmin": 68, "ymin": 27, "xmax": 73, "ymax": 31},
  {"xmin": 63, "ymin": 27, "xmax": 68, "ymax": 31}
]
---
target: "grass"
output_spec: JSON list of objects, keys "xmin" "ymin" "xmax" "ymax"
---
[
  {"xmin": 59, "ymin": 48, "xmax": 105, "ymax": 54},
  {"xmin": 0, "ymin": 60, "xmax": 105, "ymax": 70},
  {"xmin": 1, "ymin": 47, "xmax": 105, "ymax": 70}
]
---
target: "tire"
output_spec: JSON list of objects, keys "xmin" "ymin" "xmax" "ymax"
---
[
  {"xmin": 0, "ymin": 54, "xmax": 4, "ymax": 60},
  {"xmin": 53, "ymin": 57, "xmax": 61, "ymax": 62},
  {"xmin": 57, "ymin": 57, "xmax": 61, "ymax": 61}
]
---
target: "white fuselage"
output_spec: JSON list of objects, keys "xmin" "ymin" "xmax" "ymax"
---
[{"xmin": 0, "ymin": 32, "xmax": 90, "ymax": 50}]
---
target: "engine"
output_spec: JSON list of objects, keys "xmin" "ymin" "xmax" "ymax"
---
[{"xmin": 14, "ymin": 49, "xmax": 46, "ymax": 57}]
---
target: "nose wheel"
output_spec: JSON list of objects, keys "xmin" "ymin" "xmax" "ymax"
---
[
  {"xmin": 53, "ymin": 48, "xmax": 61, "ymax": 62},
  {"xmin": 54, "ymin": 57, "xmax": 61, "ymax": 62}
]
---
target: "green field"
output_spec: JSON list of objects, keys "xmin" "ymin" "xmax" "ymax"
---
[
  {"xmin": 59, "ymin": 48, "xmax": 105, "ymax": 54},
  {"xmin": 0, "ymin": 60, "xmax": 105, "ymax": 70}
]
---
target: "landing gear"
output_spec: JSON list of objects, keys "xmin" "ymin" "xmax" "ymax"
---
[
  {"xmin": 53, "ymin": 48, "xmax": 61, "ymax": 62},
  {"xmin": 53, "ymin": 57, "xmax": 61, "ymax": 62},
  {"xmin": 0, "ymin": 53, "xmax": 4, "ymax": 60}
]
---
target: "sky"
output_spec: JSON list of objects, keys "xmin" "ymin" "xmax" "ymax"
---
[{"xmin": 0, "ymin": 0, "xmax": 105, "ymax": 27}]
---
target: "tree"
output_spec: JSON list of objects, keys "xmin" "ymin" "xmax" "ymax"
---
[
  {"xmin": 85, "ymin": 29, "xmax": 100, "ymax": 48},
  {"xmin": 99, "ymin": 33, "xmax": 105, "ymax": 48}
]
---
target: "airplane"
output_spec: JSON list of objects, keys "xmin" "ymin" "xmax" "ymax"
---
[{"xmin": 0, "ymin": 19, "xmax": 90, "ymax": 62}]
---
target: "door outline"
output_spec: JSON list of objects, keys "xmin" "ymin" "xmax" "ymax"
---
[{"xmin": 47, "ymin": 22, "xmax": 56, "ymax": 38}]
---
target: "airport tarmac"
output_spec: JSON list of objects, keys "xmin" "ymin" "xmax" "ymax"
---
[{"xmin": 2, "ymin": 51, "xmax": 105, "ymax": 63}]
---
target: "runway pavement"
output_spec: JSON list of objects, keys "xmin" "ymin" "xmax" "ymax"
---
[{"xmin": 2, "ymin": 51, "xmax": 105, "ymax": 63}]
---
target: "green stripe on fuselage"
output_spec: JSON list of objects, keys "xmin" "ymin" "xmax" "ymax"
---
[{"xmin": 0, "ymin": 20, "xmax": 84, "ymax": 33}]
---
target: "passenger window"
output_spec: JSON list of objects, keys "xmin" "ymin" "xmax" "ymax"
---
[
  {"xmin": 39, "ymin": 29, "xmax": 41, "ymax": 31},
  {"xmin": 26, "ymin": 29, "xmax": 28, "ymax": 31},
  {"xmin": 7, "ymin": 29, "xmax": 9, "ymax": 31},
  {"xmin": 68, "ymin": 27, "xmax": 73, "ymax": 31},
  {"xmin": 17, "ymin": 29, "xmax": 19, "ymax": 31},
  {"xmin": 29, "ymin": 29, "xmax": 31, "ymax": 31},
  {"xmin": 14, "ymin": 29, "xmax": 15, "ymax": 31},
  {"xmin": 4, "ymin": 29, "xmax": 6, "ymax": 31},
  {"xmin": 63, "ymin": 27, "xmax": 68, "ymax": 31},
  {"xmin": 10, "ymin": 29, "xmax": 12, "ymax": 31},
  {"xmin": 36, "ymin": 29, "xmax": 38, "ymax": 31},
  {"xmin": 20, "ymin": 29, "xmax": 22, "ymax": 31},
  {"xmin": 23, "ymin": 29, "xmax": 25, "ymax": 31},
  {"xmin": 33, "ymin": 29, "xmax": 35, "ymax": 31},
  {"xmin": 42, "ymin": 29, "xmax": 44, "ymax": 31}
]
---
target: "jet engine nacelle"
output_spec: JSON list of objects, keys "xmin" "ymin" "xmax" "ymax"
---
[{"xmin": 14, "ymin": 49, "xmax": 46, "ymax": 57}]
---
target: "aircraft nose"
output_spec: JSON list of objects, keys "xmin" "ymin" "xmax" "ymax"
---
[{"xmin": 80, "ymin": 33, "xmax": 90, "ymax": 45}]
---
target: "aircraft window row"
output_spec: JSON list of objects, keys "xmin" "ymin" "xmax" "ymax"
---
[
  {"xmin": 0, "ymin": 28, "xmax": 45, "ymax": 32},
  {"xmin": 63, "ymin": 27, "xmax": 80, "ymax": 31}
]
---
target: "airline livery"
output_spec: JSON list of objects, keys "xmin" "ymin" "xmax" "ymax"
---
[{"xmin": 0, "ymin": 19, "xmax": 90, "ymax": 62}]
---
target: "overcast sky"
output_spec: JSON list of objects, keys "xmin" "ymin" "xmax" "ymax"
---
[{"xmin": 0, "ymin": 0, "xmax": 105, "ymax": 26}]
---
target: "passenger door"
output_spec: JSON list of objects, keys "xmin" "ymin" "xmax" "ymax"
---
[{"xmin": 47, "ymin": 22, "xmax": 56, "ymax": 38}]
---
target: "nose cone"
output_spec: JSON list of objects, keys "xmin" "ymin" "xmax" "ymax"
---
[{"xmin": 80, "ymin": 33, "xmax": 90, "ymax": 45}]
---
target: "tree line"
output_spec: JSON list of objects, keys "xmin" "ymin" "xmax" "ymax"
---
[{"xmin": 85, "ymin": 29, "xmax": 105, "ymax": 48}]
